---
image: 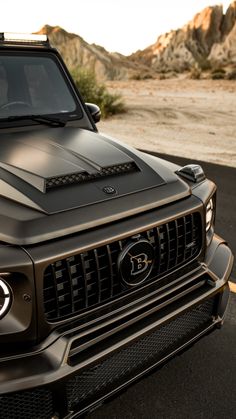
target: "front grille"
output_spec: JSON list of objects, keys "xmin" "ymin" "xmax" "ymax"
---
[
  {"xmin": 46, "ymin": 162, "xmax": 137, "ymax": 190},
  {"xmin": 43, "ymin": 212, "xmax": 202, "ymax": 321},
  {"xmin": 66, "ymin": 297, "xmax": 215, "ymax": 409},
  {"xmin": 0, "ymin": 388, "xmax": 53, "ymax": 419}
]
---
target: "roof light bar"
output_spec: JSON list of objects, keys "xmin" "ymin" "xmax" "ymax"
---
[{"xmin": 0, "ymin": 32, "xmax": 48, "ymax": 44}]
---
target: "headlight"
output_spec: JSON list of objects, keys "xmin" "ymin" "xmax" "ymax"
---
[
  {"xmin": 206, "ymin": 198, "xmax": 214, "ymax": 232},
  {"xmin": 206, "ymin": 196, "xmax": 216, "ymax": 245},
  {"xmin": 0, "ymin": 277, "xmax": 12, "ymax": 319}
]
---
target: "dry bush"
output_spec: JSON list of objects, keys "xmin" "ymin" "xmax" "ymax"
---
[
  {"xmin": 211, "ymin": 68, "xmax": 226, "ymax": 80},
  {"xmin": 70, "ymin": 67, "xmax": 126, "ymax": 118},
  {"xmin": 226, "ymin": 69, "xmax": 236, "ymax": 80},
  {"xmin": 190, "ymin": 65, "xmax": 202, "ymax": 79}
]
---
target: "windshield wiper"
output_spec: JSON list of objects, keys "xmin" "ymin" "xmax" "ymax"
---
[{"xmin": 0, "ymin": 114, "xmax": 66, "ymax": 127}]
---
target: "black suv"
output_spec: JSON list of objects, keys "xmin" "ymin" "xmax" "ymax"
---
[{"xmin": 0, "ymin": 33, "xmax": 233, "ymax": 419}]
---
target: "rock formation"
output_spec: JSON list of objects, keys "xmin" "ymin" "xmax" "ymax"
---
[
  {"xmin": 38, "ymin": 2, "xmax": 236, "ymax": 79},
  {"xmin": 131, "ymin": 1, "xmax": 236, "ymax": 72},
  {"xmin": 209, "ymin": 2, "xmax": 236, "ymax": 67},
  {"xmin": 38, "ymin": 25, "xmax": 152, "ymax": 80}
]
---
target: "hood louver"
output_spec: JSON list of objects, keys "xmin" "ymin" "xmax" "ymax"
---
[{"xmin": 46, "ymin": 162, "xmax": 138, "ymax": 191}]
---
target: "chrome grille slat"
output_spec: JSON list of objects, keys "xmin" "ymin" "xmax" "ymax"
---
[
  {"xmin": 94, "ymin": 249, "xmax": 101, "ymax": 304},
  {"xmin": 106, "ymin": 244, "xmax": 114, "ymax": 298},
  {"xmin": 174, "ymin": 219, "xmax": 179, "ymax": 267},
  {"xmin": 183, "ymin": 215, "xmax": 187, "ymax": 261},
  {"xmin": 43, "ymin": 212, "xmax": 202, "ymax": 321},
  {"xmin": 165, "ymin": 223, "xmax": 171, "ymax": 271},
  {"xmin": 80, "ymin": 253, "xmax": 88, "ymax": 308},
  {"xmin": 154, "ymin": 226, "xmax": 162, "ymax": 276}
]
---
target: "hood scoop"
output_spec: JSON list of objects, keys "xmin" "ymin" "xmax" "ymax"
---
[
  {"xmin": 46, "ymin": 162, "xmax": 138, "ymax": 191},
  {"xmin": 0, "ymin": 127, "xmax": 166, "ymax": 214},
  {"xmin": 0, "ymin": 128, "xmax": 136, "ymax": 194}
]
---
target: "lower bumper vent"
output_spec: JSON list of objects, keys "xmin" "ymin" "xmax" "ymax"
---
[
  {"xmin": 0, "ymin": 297, "xmax": 216, "ymax": 418},
  {"xmin": 66, "ymin": 297, "xmax": 215, "ymax": 410},
  {"xmin": 0, "ymin": 388, "xmax": 53, "ymax": 419}
]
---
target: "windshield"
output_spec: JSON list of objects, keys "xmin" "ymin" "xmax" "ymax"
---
[{"xmin": 0, "ymin": 52, "xmax": 82, "ymax": 122}]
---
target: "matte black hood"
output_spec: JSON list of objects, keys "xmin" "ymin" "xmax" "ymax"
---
[
  {"xmin": 0, "ymin": 127, "xmax": 191, "ymax": 244},
  {"xmin": 0, "ymin": 127, "xmax": 166, "ymax": 213}
]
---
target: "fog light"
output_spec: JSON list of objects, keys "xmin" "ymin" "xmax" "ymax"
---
[{"xmin": 0, "ymin": 278, "xmax": 11, "ymax": 319}]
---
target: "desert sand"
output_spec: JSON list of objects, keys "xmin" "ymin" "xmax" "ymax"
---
[{"xmin": 99, "ymin": 79, "xmax": 236, "ymax": 168}]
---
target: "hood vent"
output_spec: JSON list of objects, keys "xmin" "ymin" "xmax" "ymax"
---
[{"xmin": 46, "ymin": 162, "xmax": 138, "ymax": 191}]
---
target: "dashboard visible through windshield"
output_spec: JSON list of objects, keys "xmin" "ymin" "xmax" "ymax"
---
[{"xmin": 0, "ymin": 52, "xmax": 83, "ymax": 124}]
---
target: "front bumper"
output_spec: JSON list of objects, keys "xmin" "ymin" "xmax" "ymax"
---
[{"xmin": 0, "ymin": 235, "xmax": 233, "ymax": 419}]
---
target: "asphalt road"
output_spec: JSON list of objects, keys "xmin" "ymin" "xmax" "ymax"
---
[
  {"xmin": 150, "ymin": 153, "xmax": 236, "ymax": 280},
  {"xmin": 88, "ymin": 155, "xmax": 236, "ymax": 419}
]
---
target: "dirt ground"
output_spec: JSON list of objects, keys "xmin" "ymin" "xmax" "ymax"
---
[{"xmin": 99, "ymin": 79, "xmax": 236, "ymax": 168}]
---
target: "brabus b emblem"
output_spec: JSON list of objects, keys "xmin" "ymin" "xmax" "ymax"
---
[
  {"xmin": 118, "ymin": 239, "xmax": 154, "ymax": 287},
  {"xmin": 102, "ymin": 186, "xmax": 117, "ymax": 195},
  {"xmin": 130, "ymin": 253, "xmax": 151, "ymax": 276}
]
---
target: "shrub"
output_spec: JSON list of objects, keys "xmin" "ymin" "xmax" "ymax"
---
[
  {"xmin": 211, "ymin": 68, "xmax": 226, "ymax": 80},
  {"xmin": 130, "ymin": 72, "xmax": 153, "ymax": 80},
  {"xmin": 226, "ymin": 69, "xmax": 236, "ymax": 80},
  {"xmin": 211, "ymin": 72, "xmax": 225, "ymax": 80},
  {"xmin": 70, "ymin": 67, "xmax": 126, "ymax": 118},
  {"xmin": 130, "ymin": 72, "xmax": 142, "ymax": 80},
  {"xmin": 197, "ymin": 58, "xmax": 211, "ymax": 71},
  {"xmin": 189, "ymin": 65, "xmax": 201, "ymax": 79}
]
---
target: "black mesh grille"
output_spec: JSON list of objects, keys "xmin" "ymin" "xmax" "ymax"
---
[
  {"xmin": 66, "ymin": 298, "xmax": 214, "ymax": 409},
  {"xmin": 43, "ymin": 212, "xmax": 202, "ymax": 321},
  {"xmin": 0, "ymin": 388, "xmax": 53, "ymax": 419},
  {"xmin": 46, "ymin": 162, "xmax": 137, "ymax": 190}
]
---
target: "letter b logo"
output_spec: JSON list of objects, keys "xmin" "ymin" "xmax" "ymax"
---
[
  {"xmin": 118, "ymin": 239, "xmax": 154, "ymax": 286},
  {"xmin": 130, "ymin": 253, "xmax": 149, "ymax": 276}
]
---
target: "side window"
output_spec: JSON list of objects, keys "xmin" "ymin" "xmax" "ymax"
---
[{"xmin": 0, "ymin": 64, "xmax": 8, "ymax": 106}]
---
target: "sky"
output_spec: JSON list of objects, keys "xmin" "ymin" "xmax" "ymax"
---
[{"xmin": 0, "ymin": 0, "xmax": 232, "ymax": 55}]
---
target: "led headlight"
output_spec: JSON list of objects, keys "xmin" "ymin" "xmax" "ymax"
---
[
  {"xmin": 206, "ymin": 198, "xmax": 214, "ymax": 232},
  {"xmin": 206, "ymin": 196, "xmax": 216, "ymax": 246},
  {"xmin": 0, "ymin": 278, "xmax": 11, "ymax": 319}
]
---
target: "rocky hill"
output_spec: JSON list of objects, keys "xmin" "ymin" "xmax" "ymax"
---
[
  {"xmin": 131, "ymin": 1, "xmax": 236, "ymax": 73},
  {"xmin": 39, "ymin": 2, "xmax": 236, "ymax": 79},
  {"xmin": 38, "ymin": 25, "xmax": 153, "ymax": 80}
]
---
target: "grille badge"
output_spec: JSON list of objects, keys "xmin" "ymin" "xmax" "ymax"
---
[
  {"xmin": 0, "ymin": 279, "xmax": 11, "ymax": 319},
  {"xmin": 118, "ymin": 239, "xmax": 155, "ymax": 287}
]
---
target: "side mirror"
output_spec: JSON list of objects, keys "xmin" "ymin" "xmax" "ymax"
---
[{"xmin": 86, "ymin": 103, "xmax": 101, "ymax": 124}]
